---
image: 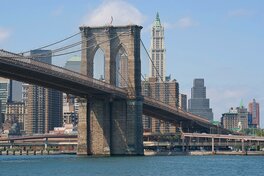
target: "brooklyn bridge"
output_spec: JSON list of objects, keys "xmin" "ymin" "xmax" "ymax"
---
[{"xmin": 0, "ymin": 25, "xmax": 231, "ymax": 156}]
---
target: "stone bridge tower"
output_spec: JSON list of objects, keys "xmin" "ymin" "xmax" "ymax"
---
[{"xmin": 77, "ymin": 25, "xmax": 143, "ymax": 155}]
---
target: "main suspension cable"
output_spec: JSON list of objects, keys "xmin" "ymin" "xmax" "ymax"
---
[
  {"xmin": 20, "ymin": 31, "xmax": 81, "ymax": 55},
  {"xmin": 140, "ymin": 39, "xmax": 179, "ymax": 109}
]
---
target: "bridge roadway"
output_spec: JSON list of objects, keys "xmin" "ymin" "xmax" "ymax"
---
[
  {"xmin": 2, "ymin": 133, "xmax": 263, "ymax": 152},
  {"xmin": 182, "ymin": 132, "xmax": 264, "ymax": 141},
  {"xmin": 0, "ymin": 134, "xmax": 78, "ymax": 141},
  {"xmin": 0, "ymin": 49, "xmax": 229, "ymax": 133}
]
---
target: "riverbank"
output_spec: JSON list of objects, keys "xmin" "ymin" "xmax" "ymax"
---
[
  {"xmin": 0, "ymin": 150, "xmax": 76, "ymax": 155},
  {"xmin": 144, "ymin": 150, "xmax": 264, "ymax": 156},
  {"xmin": 1, "ymin": 150, "xmax": 264, "ymax": 156}
]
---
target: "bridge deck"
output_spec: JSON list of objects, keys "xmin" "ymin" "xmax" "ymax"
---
[
  {"xmin": 0, "ymin": 49, "xmax": 127, "ymax": 98},
  {"xmin": 0, "ymin": 49, "xmax": 230, "ymax": 133}
]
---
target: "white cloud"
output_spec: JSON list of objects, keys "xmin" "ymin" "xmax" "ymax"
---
[
  {"xmin": 207, "ymin": 88, "xmax": 249, "ymax": 120},
  {"xmin": 228, "ymin": 9, "xmax": 254, "ymax": 17},
  {"xmin": 0, "ymin": 28, "xmax": 10, "ymax": 43},
  {"xmin": 162, "ymin": 17, "xmax": 198, "ymax": 30},
  {"xmin": 208, "ymin": 88, "xmax": 247, "ymax": 104},
  {"xmin": 82, "ymin": 0, "xmax": 145, "ymax": 26}
]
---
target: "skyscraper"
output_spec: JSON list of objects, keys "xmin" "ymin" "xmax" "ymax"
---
[
  {"xmin": 142, "ymin": 13, "xmax": 179, "ymax": 133},
  {"xmin": 188, "ymin": 79, "xmax": 213, "ymax": 121},
  {"xmin": 248, "ymin": 99, "xmax": 260, "ymax": 128},
  {"xmin": 179, "ymin": 94, "xmax": 187, "ymax": 111},
  {"xmin": 150, "ymin": 12, "xmax": 166, "ymax": 82},
  {"xmin": 0, "ymin": 78, "xmax": 11, "ymax": 117},
  {"xmin": 142, "ymin": 77, "xmax": 179, "ymax": 133},
  {"xmin": 24, "ymin": 50, "xmax": 63, "ymax": 134}
]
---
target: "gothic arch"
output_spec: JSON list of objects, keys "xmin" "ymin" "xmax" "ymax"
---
[
  {"xmin": 92, "ymin": 46, "xmax": 105, "ymax": 80},
  {"xmin": 115, "ymin": 44, "xmax": 128, "ymax": 87}
]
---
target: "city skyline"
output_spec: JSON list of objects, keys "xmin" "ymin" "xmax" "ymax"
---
[{"xmin": 1, "ymin": 0, "xmax": 264, "ymax": 126}]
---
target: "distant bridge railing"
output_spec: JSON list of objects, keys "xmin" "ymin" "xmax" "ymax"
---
[{"xmin": 0, "ymin": 49, "xmax": 127, "ymax": 97}]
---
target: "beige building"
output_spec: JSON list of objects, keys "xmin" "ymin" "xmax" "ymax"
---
[
  {"xmin": 63, "ymin": 94, "xmax": 78, "ymax": 127},
  {"xmin": 142, "ymin": 76, "xmax": 179, "ymax": 133},
  {"xmin": 5, "ymin": 102, "xmax": 26, "ymax": 132},
  {"xmin": 221, "ymin": 107, "xmax": 248, "ymax": 131},
  {"xmin": 221, "ymin": 112, "xmax": 239, "ymax": 131}
]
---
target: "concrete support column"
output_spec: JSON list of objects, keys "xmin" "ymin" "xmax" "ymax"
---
[
  {"xmin": 44, "ymin": 138, "xmax": 48, "ymax": 151},
  {"xmin": 77, "ymin": 97, "xmax": 90, "ymax": 155},
  {"xmin": 110, "ymin": 100, "xmax": 127, "ymax": 155},
  {"xmin": 182, "ymin": 137, "xmax": 185, "ymax": 152},
  {"xmin": 212, "ymin": 137, "xmax": 215, "ymax": 154},
  {"xmin": 242, "ymin": 139, "xmax": 245, "ymax": 153},
  {"xmin": 111, "ymin": 99, "xmax": 143, "ymax": 155},
  {"xmin": 10, "ymin": 140, "xmax": 14, "ymax": 149},
  {"xmin": 89, "ymin": 98, "xmax": 110, "ymax": 155},
  {"xmin": 126, "ymin": 99, "xmax": 144, "ymax": 155}
]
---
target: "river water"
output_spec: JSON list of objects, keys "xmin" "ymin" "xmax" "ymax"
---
[{"xmin": 0, "ymin": 155, "xmax": 264, "ymax": 176}]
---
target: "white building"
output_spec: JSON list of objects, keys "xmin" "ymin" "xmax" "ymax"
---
[{"xmin": 150, "ymin": 13, "xmax": 166, "ymax": 82}]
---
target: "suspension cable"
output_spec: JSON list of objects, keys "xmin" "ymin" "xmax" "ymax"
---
[
  {"xmin": 140, "ymin": 39, "xmax": 179, "ymax": 110},
  {"xmin": 16, "ymin": 31, "xmax": 130, "ymax": 59},
  {"xmin": 20, "ymin": 32, "xmax": 81, "ymax": 55},
  {"xmin": 24, "ymin": 34, "xmax": 96, "ymax": 58}
]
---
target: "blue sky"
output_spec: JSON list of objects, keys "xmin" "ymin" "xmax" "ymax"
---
[{"xmin": 1, "ymin": 0, "xmax": 264, "ymax": 126}]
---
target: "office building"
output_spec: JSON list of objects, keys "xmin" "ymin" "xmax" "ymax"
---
[
  {"xmin": 24, "ymin": 50, "xmax": 63, "ymax": 134},
  {"xmin": 221, "ymin": 106, "xmax": 249, "ymax": 131},
  {"xmin": 0, "ymin": 78, "xmax": 11, "ymax": 117},
  {"xmin": 179, "ymin": 94, "xmax": 187, "ymax": 111},
  {"xmin": 237, "ymin": 105, "xmax": 248, "ymax": 130},
  {"xmin": 5, "ymin": 102, "xmax": 26, "ymax": 133},
  {"xmin": 248, "ymin": 99, "xmax": 260, "ymax": 128},
  {"xmin": 142, "ymin": 76, "xmax": 179, "ymax": 133},
  {"xmin": 221, "ymin": 107, "xmax": 239, "ymax": 131},
  {"xmin": 188, "ymin": 79, "xmax": 214, "ymax": 121},
  {"xmin": 150, "ymin": 12, "xmax": 166, "ymax": 82}
]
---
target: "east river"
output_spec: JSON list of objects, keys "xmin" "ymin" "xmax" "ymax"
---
[{"xmin": 1, "ymin": 155, "xmax": 264, "ymax": 176}]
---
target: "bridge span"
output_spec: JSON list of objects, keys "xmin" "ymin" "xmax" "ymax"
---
[
  {"xmin": 0, "ymin": 25, "xmax": 231, "ymax": 156},
  {"xmin": 0, "ymin": 49, "xmax": 225, "ymax": 133}
]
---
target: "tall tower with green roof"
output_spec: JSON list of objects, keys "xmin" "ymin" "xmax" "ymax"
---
[{"xmin": 150, "ymin": 12, "xmax": 166, "ymax": 82}]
